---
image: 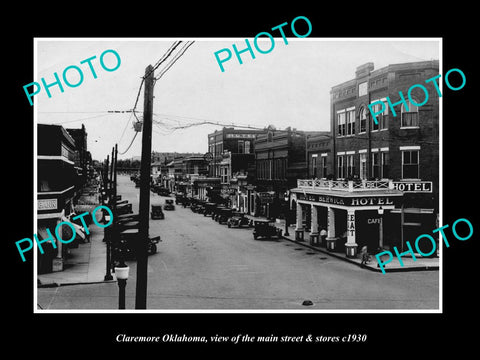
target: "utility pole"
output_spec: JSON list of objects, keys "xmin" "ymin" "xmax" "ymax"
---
[{"xmin": 135, "ymin": 65, "xmax": 154, "ymax": 309}]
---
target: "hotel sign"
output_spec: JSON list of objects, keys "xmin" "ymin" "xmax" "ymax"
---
[
  {"xmin": 392, "ymin": 181, "xmax": 432, "ymax": 193},
  {"xmin": 297, "ymin": 193, "xmax": 399, "ymax": 207}
]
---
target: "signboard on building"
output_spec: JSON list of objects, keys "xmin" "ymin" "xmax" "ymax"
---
[
  {"xmin": 392, "ymin": 181, "xmax": 432, "ymax": 193},
  {"xmin": 297, "ymin": 192, "xmax": 401, "ymax": 207},
  {"xmin": 38, "ymin": 198, "xmax": 58, "ymax": 211},
  {"xmin": 258, "ymin": 192, "xmax": 275, "ymax": 204}
]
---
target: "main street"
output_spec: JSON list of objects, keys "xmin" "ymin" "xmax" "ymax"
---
[
  {"xmin": 38, "ymin": 174, "xmax": 439, "ymax": 311},
  {"xmin": 120, "ymin": 175, "xmax": 439, "ymax": 310}
]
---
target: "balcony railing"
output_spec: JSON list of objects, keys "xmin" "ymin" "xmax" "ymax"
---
[{"xmin": 297, "ymin": 179, "xmax": 394, "ymax": 192}]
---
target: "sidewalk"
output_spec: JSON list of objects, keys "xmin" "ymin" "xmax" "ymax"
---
[
  {"xmin": 37, "ymin": 203, "xmax": 115, "ymax": 288},
  {"xmin": 268, "ymin": 218, "xmax": 440, "ymax": 273}
]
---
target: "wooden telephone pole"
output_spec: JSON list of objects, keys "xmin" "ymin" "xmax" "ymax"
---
[{"xmin": 135, "ymin": 65, "xmax": 154, "ymax": 309}]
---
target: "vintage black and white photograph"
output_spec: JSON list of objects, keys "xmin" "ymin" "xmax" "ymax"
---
[{"xmin": 33, "ymin": 37, "xmax": 442, "ymax": 312}]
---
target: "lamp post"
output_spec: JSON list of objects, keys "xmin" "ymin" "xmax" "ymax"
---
[
  {"xmin": 114, "ymin": 261, "xmax": 129, "ymax": 309},
  {"xmin": 377, "ymin": 206, "xmax": 384, "ymax": 250},
  {"xmin": 103, "ymin": 213, "xmax": 113, "ymax": 281},
  {"xmin": 284, "ymin": 191, "xmax": 290, "ymax": 236}
]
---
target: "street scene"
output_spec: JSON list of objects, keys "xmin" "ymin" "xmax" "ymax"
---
[
  {"xmin": 34, "ymin": 39, "xmax": 441, "ymax": 312},
  {"xmin": 38, "ymin": 174, "xmax": 438, "ymax": 310}
]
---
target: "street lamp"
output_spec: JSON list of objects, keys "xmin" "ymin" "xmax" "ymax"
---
[
  {"xmin": 114, "ymin": 262, "xmax": 129, "ymax": 309},
  {"xmin": 284, "ymin": 191, "xmax": 290, "ymax": 236},
  {"xmin": 377, "ymin": 206, "xmax": 384, "ymax": 250}
]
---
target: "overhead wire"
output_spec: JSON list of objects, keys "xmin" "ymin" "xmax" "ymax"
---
[{"xmin": 118, "ymin": 40, "xmax": 185, "ymax": 155}]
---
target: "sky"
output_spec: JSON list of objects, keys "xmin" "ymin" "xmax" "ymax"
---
[{"xmin": 35, "ymin": 38, "xmax": 440, "ymax": 161}]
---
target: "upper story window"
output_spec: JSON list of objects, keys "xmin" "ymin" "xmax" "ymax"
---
[
  {"xmin": 337, "ymin": 108, "xmax": 355, "ymax": 137},
  {"xmin": 370, "ymin": 100, "xmax": 389, "ymax": 131},
  {"xmin": 358, "ymin": 81, "xmax": 368, "ymax": 97},
  {"xmin": 359, "ymin": 107, "xmax": 367, "ymax": 133},
  {"xmin": 401, "ymin": 100, "xmax": 419, "ymax": 128},
  {"xmin": 346, "ymin": 108, "xmax": 355, "ymax": 136},
  {"xmin": 337, "ymin": 111, "xmax": 346, "ymax": 137}
]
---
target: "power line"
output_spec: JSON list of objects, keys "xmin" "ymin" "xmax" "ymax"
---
[
  {"xmin": 154, "ymin": 41, "xmax": 195, "ymax": 81},
  {"xmin": 118, "ymin": 131, "xmax": 139, "ymax": 155},
  {"xmin": 118, "ymin": 41, "xmax": 184, "ymax": 155}
]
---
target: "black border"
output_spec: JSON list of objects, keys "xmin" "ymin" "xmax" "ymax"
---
[{"xmin": 8, "ymin": 6, "xmax": 477, "ymax": 354}]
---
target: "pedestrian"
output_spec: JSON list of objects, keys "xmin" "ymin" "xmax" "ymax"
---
[
  {"xmin": 360, "ymin": 245, "xmax": 370, "ymax": 266},
  {"xmin": 320, "ymin": 228, "xmax": 327, "ymax": 246}
]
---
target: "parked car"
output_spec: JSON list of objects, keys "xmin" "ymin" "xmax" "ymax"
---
[
  {"xmin": 203, "ymin": 202, "xmax": 216, "ymax": 217},
  {"xmin": 164, "ymin": 199, "xmax": 175, "ymax": 210},
  {"xmin": 252, "ymin": 219, "xmax": 282, "ymax": 240},
  {"xmin": 227, "ymin": 212, "xmax": 250, "ymax": 228},
  {"xmin": 217, "ymin": 208, "xmax": 234, "ymax": 224},
  {"xmin": 150, "ymin": 205, "xmax": 165, "ymax": 219}
]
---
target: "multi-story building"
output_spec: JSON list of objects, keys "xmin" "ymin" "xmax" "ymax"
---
[
  {"xmin": 37, "ymin": 124, "xmax": 80, "ymax": 273},
  {"xmin": 306, "ymin": 131, "xmax": 332, "ymax": 179},
  {"xmin": 207, "ymin": 127, "xmax": 265, "ymax": 208},
  {"xmin": 291, "ymin": 60, "xmax": 440, "ymax": 257},
  {"xmin": 254, "ymin": 127, "xmax": 323, "ymax": 219},
  {"xmin": 66, "ymin": 124, "xmax": 93, "ymax": 186}
]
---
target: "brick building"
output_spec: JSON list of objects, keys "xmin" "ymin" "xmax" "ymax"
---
[
  {"xmin": 207, "ymin": 127, "xmax": 265, "ymax": 209},
  {"xmin": 254, "ymin": 127, "xmax": 323, "ymax": 219},
  {"xmin": 292, "ymin": 60, "xmax": 440, "ymax": 257}
]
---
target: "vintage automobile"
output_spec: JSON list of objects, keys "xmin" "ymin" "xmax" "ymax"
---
[
  {"xmin": 252, "ymin": 219, "xmax": 282, "ymax": 240},
  {"xmin": 152, "ymin": 184, "xmax": 170, "ymax": 196},
  {"xmin": 116, "ymin": 202, "xmax": 133, "ymax": 215},
  {"xmin": 175, "ymin": 193, "xmax": 187, "ymax": 205},
  {"xmin": 203, "ymin": 202, "xmax": 216, "ymax": 217},
  {"xmin": 164, "ymin": 199, "xmax": 175, "ymax": 210},
  {"xmin": 217, "ymin": 208, "xmax": 234, "ymax": 224},
  {"xmin": 112, "ymin": 229, "xmax": 161, "ymax": 262},
  {"xmin": 150, "ymin": 205, "xmax": 165, "ymax": 219},
  {"xmin": 191, "ymin": 199, "xmax": 206, "ymax": 214},
  {"xmin": 227, "ymin": 212, "xmax": 250, "ymax": 228},
  {"xmin": 212, "ymin": 205, "xmax": 226, "ymax": 221}
]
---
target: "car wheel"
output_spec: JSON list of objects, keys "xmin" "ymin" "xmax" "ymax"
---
[{"xmin": 148, "ymin": 243, "xmax": 157, "ymax": 255}]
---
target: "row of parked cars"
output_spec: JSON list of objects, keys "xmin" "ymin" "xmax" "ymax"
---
[{"xmin": 175, "ymin": 193, "xmax": 283, "ymax": 240}]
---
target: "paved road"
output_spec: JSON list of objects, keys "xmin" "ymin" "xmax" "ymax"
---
[
  {"xmin": 125, "ymin": 175, "xmax": 439, "ymax": 310},
  {"xmin": 38, "ymin": 175, "xmax": 440, "ymax": 311}
]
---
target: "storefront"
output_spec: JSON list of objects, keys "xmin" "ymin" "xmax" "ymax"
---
[{"xmin": 290, "ymin": 179, "xmax": 403, "ymax": 257}]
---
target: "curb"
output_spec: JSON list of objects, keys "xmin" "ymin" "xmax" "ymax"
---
[
  {"xmin": 279, "ymin": 234, "xmax": 439, "ymax": 273},
  {"xmin": 38, "ymin": 279, "xmax": 117, "ymax": 288}
]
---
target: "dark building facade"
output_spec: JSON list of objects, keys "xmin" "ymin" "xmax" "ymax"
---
[
  {"xmin": 254, "ymin": 127, "xmax": 323, "ymax": 219},
  {"xmin": 207, "ymin": 127, "xmax": 265, "ymax": 210},
  {"xmin": 37, "ymin": 124, "xmax": 79, "ymax": 273}
]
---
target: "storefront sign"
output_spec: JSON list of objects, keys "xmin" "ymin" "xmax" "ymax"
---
[
  {"xmin": 368, "ymin": 218, "xmax": 381, "ymax": 224},
  {"xmin": 258, "ymin": 192, "xmax": 275, "ymax": 204},
  {"xmin": 392, "ymin": 181, "xmax": 432, "ymax": 193},
  {"xmin": 297, "ymin": 192, "xmax": 397, "ymax": 207},
  {"xmin": 38, "ymin": 198, "xmax": 58, "ymax": 211}
]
